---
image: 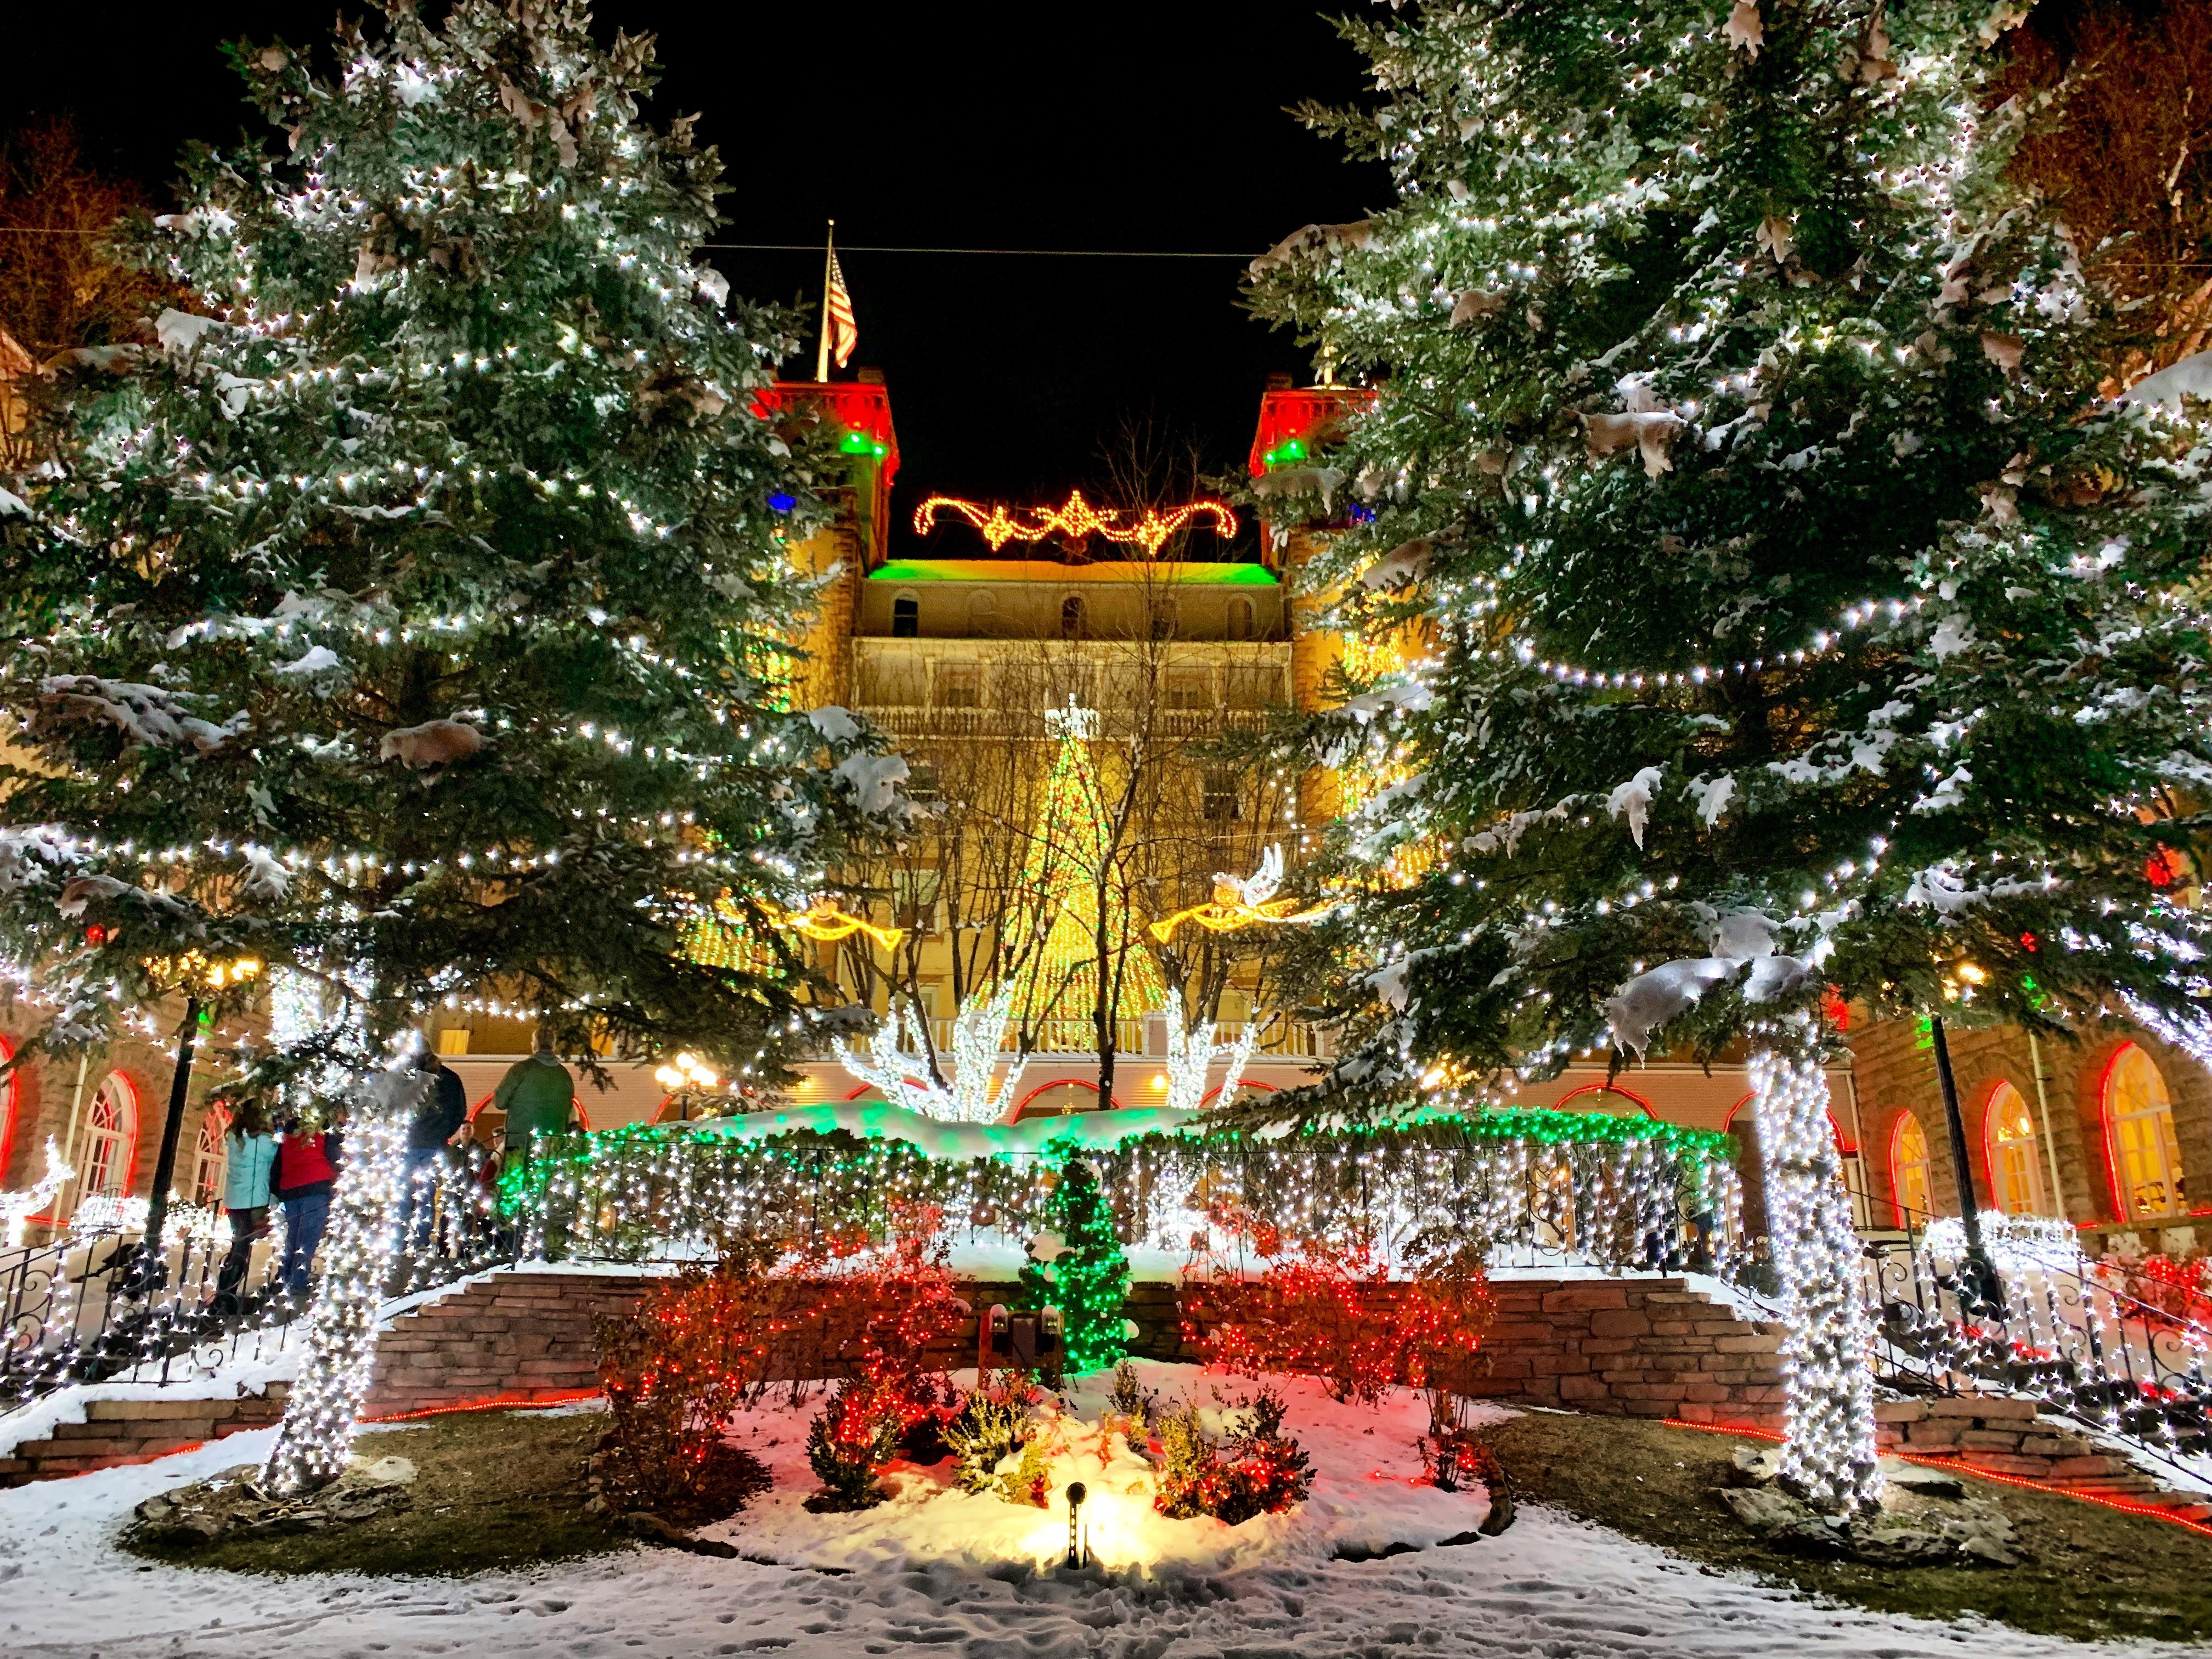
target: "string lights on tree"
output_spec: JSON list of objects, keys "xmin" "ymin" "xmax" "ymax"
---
[
  {"xmin": 0, "ymin": 2, "xmax": 909, "ymax": 1486},
  {"xmin": 1241, "ymin": 0, "xmax": 2212, "ymax": 1508}
]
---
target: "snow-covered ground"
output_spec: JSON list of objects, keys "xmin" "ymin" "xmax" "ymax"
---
[{"xmin": 0, "ymin": 1369, "xmax": 2202, "ymax": 1659}]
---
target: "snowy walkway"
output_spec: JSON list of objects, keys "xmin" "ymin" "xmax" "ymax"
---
[{"xmin": 4, "ymin": 1424, "xmax": 2202, "ymax": 1659}]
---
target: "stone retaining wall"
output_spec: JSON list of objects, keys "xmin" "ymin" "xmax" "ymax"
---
[
  {"xmin": 365, "ymin": 1268, "xmax": 1788, "ymax": 1430},
  {"xmin": 0, "ymin": 1268, "xmax": 1790, "ymax": 1485},
  {"xmin": 1874, "ymin": 1395, "xmax": 2208, "ymax": 1515},
  {"xmin": 0, "ymin": 1382, "xmax": 292, "ymax": 1486}
]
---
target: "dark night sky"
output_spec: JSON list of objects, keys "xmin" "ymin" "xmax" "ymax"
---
[{"xmin": 11, "ymin": 3, "xmax": 1390, "ymax": 546}]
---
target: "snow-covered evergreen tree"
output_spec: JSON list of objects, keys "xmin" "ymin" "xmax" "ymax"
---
[
  {"xmin": 0, "ymin": 0, "xmax": 896, "ymax": 1075},
  {"xmin": 1248, "ymin": 1, "xmax": 2212, "ymax": 1509},
  {"xmin": 0, "ymin": 1, "xmax": 905, "ymax": 1490}
]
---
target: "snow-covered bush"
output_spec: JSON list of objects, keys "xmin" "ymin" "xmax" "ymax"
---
[
  {"xmin": 1153, "ymin": 1387, "xmax": 1312, "ymax": 1525},
  {"xmin": 1108, "ymin": 1360, "xmax": 1158, "ymax": 1432},
  {"xmin": 804, "ymin": 1382, "xmax": 900, "ymax": 1513}
]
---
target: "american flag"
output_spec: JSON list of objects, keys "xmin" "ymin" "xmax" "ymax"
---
[{"xmin": 825, "ymin": 249, "xmax": 858, "ymax": 369}]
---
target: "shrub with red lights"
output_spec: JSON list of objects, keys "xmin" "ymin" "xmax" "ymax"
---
[
  {"xmin": 1182, "ymin": 1210, "xmax": 1495, "ymax": 1409},
  {"xmin": 1153, "ymin": 1384, "xmax": 1312, "ymax": 1524},
  {"xmin": 2112, "ymin": 1252, "xmax": 2212, "ymax": 1332},
  {"xmin": 593, "ymin": 1250, "xmax": 776, "ymax": 1525},
  {"xmin": 797, "ymin": 1203, "xmax": 972, "ymax": 1509}
]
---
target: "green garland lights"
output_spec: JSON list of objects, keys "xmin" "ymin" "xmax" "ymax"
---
[{"xmin": 503, "ymin": 1107, "xmax": 1745, "ymax": 1284}]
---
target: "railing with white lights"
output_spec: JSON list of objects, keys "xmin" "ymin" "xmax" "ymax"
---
[
  {"xmin": 1865, "ymin": 1204, "xmax": 2211, "ymax": 1478},
  {"xmin": 0, "ymin": 1148, "xmax": 514, "ymax": 1413}
]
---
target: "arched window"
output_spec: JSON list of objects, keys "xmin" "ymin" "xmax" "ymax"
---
[
  {"xmin": 1554, "ymin": 1083, "xmax": 1657, "ymax": 1118},
  {"xmin": 81, "ymin": 1072, "xmax": 139, "ymax": 1198},
  {"xmin": 1983, "ymin": 1082, "xmax": 2046, "ymax": 1217},
  {"xmin": 891, "ymin": 593, "xmax": 919, "ymax": 637},
  {"xmin": 2104, "ymin": 1043, "xmax": 2186, "ymax": 1220},
  {"xmin": 0, "ymin": 1035, "xmax": 16, "ymax": 1181},
  {"xmin": 967, "ymin": 591, "xmax": 999, "ymax": 635},
  {"xmin": 1015, "ymin": 1080, "xmax": 1110, "ymax": 1119},
  {"xmin": 1891, "ymin": 1112, "xmax": 1933, "ymax": 1226},
  {"xmin": 190, "ymin": 1106, "xmax": 230, "ymax": 1207},
  {"xmin": 1059, "ymin": 595, "xmax": 1085, "ymax": 639},
  {"xmin": 1226, "ymin": 597, "xmax": 1254, "ymax": 641}
]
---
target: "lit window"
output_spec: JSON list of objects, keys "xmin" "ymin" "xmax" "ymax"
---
[
  {"xmin": 1202, "ymin": 769, "xmax": 1240, "ymax": 821},
  {"xmin": 2104, "ymin": 1043, "xmax": 2186, "ymax": 1220},
  {"xmin": 1891, "ymin": 1112, "xmax": 1933, "ymax": 1226},
  {"xmin": 1166, "ymin": 673, "xmax": 1209, "ymax": 710},
  {"xmin": 190, "ymin": 1108, "xmax": 230, "ymax": 1207},
  {"xmin": 81, "ymin": 1074, "xmax": 138, "ymax": 1198},
  {"xmin": 1984, "ymin": 1082, "xmax": 2047, "ymax": 1216}
]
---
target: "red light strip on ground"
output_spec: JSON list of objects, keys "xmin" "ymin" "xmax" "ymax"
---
[
  {"xmin": 1661, "ymin": 1418, "xmax": 2212, "ymax": 1539},
  {"xmin": 360, "ymin": 1388, "xmax": 602, "ymax": 1424}
]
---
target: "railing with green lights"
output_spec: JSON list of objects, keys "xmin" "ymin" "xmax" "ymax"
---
[{"xmin": 501, "ymin": 1108, "xmax": 1747, "ymax": 1282}]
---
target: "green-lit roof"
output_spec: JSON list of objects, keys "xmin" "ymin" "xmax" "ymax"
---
[{"xmin": 870, "ymin": 558, "xmax": 1278, "ymax": 586}]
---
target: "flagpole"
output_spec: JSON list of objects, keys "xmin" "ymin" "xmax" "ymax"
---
[{"xmin": 816, "ymin": 219, "xmax": 834, "ymax": 382}]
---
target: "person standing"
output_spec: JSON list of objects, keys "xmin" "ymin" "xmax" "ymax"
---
[
  {"xmin": 491, "ymin": 1037, "xmax": 575, "ymax": 1170},
  {"xmin": 274, "ymin": 1107, "xmax": 345, "ymax": 1300},
  {"xmin": 399, "ymin": 1048, "xmax": 471, "ymax": 1249},
  {"xmin": 213, "ymin": 1097, "xmax": 278, "ymax": 1313}
]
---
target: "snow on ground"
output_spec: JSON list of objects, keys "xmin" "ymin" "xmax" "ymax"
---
[
  {"xmin": 706, "ymin": 1363, "xmax": 1494, "ymax": 1573},
  {"xmin": 0, "ymin": 1372, "xmax": 2203, "ymax": 1659}
]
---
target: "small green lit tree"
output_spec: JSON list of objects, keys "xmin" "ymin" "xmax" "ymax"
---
[{"xmin": 1022, "ymin": 1157, "xmax": 1131, "ymax": 1377}]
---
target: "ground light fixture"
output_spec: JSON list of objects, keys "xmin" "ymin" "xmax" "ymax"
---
[{"xmin": 1065, "ymin": 1481, "xmax": 1088, "ymax": 1568}]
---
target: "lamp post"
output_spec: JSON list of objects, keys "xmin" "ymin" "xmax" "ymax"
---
[
  {"xmin": 1927, "ymin": 1009, "xmax": 2001, "ymax": 1313},
  {"xmin": 653, "ymin": 1052, "xmax": 721, "ymax": 1122},
  {"xmin": 129, "ymin": 953, "xmax": 261, "ymax": 1297}
]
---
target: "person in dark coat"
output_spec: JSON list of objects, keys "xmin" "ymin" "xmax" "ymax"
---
[
  {"xmin": 399, "ymin": 1049, "xmax": 471, "ymax": 1248},
  {"xmin": 274, "ymin": 1108, "xmax": 345, "ymax": 1298}
]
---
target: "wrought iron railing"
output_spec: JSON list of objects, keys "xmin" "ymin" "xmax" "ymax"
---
[
  {"xmin": 1864, "ymin": 1206, "xmax": 2210, "ymax": 1473},
  {"xmin": 0, "ymin": 1148, "xmax": 515, "ymax": 1413}
]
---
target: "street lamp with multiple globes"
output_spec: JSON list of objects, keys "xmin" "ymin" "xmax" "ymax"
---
[
  {"xmin": 653, "ymin": 1051, "xmax": 723, "ymax": 1123},
  {"xmin": 129, "ymin": 951, "xmax": 263, "ymax": 1294}
]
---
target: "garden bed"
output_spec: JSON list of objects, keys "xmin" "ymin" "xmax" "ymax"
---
[
  {"xmin": 1475, "ymin": 1410, "xmax": 2212, "ymax": 1647},
  {"xmin": 120, "ymin": 1404, "xmax": 627, "ymax": 1577}
]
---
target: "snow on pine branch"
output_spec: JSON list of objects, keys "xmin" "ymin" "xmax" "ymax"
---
[{"xmin": 33, "ymin": 676, "xmax": 247, "ymax": 755}]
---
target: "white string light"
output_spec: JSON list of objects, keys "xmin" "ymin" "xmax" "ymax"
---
[{"xmin": 1746, "ymin": 1044, "xmax": 1883, "ymax": 1510}]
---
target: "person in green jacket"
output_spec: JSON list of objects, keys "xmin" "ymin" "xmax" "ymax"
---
[{"xmin": 492, "ymin": 1039, "xmax": 575, "ymax": 1167}]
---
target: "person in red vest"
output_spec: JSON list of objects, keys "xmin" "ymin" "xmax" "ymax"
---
[{"xmin": 274, "ymin": 1104, "xmax": 346, "ymax": 1300}]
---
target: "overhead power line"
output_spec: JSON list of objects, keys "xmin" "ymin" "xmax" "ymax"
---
[
  {"xmin": 704, "ymin": 243, "xmax": 1251, "ymax": 258},
  {"xmin": 0, "ymin": 225, "xmax": 1256, "ymax": 258}
]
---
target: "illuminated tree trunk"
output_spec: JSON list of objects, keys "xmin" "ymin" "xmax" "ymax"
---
[
  {"xmin": 261, "ymin": 1070, "xmax": 422, "ymax": 1494},
  {"xmin": 1747, "ymin": 1048, "xmax": 1881, "ymax": 1512}
]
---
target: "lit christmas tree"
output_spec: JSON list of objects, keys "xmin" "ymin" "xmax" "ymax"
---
[
  {"xmin": 0, "ymin": 0, "xmax": 901, "ymax": 1489},
  {"xmin": 1247, "ymin": 1, "xmax": 2212, "ymax": 1510},
  {"xmin": 1006, "ymin": 699, "xmax": 1166, "ymax": 1037},
  {"xmin": 1021, "ymin": 1156, "xmax": 1130, "ymax": 1377}
]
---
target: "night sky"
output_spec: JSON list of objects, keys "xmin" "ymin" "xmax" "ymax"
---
[{"xmin": 12, "ymin": 3, "xmax": 1390, "ymax": 546}]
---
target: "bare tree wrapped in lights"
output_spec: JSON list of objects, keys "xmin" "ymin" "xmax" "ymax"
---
[
  {"xmin": 1245, "ymin": 0, "xmax": 2212, "ymax": 1510},
  {"xmin": 0, "ymin": 1, "xmax": 904, "ymax": 1489}
]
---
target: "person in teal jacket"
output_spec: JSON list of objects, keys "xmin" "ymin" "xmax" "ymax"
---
[
  {"xmin": 492, "ymin": 1040, "xmax": 575, "ymax": 1167},
  {"xmin": 214, "ymin": 1097, "xmax": 278, "ymax": 1312}
]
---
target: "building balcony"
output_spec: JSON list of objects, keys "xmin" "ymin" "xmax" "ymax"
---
[{"xmin": 851, "ymin": 704, "xmax": 1278, "ymax": 741}]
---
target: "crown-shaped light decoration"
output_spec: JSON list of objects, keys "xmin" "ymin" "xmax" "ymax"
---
[{"xmin": 913, "ymin": 488, "xmax": 1236, "ymax": 557}]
